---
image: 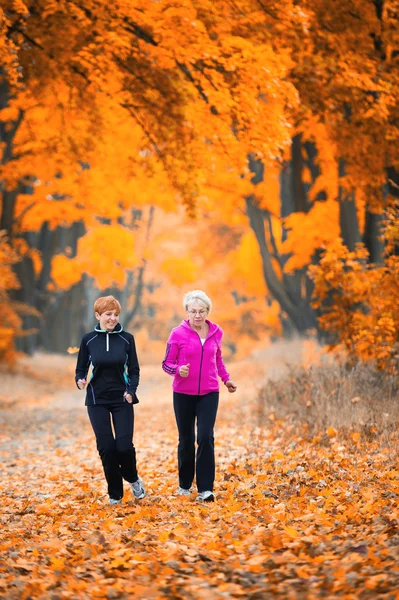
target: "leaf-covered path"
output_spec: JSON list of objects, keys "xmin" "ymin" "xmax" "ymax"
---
[{"xmin": 0, "ymin": 353, "xmax": 399, "ymax": 599}]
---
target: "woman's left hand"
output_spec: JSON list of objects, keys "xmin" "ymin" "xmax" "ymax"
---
[
  {"xmin": 124, "ymin": 392, "xmax": 133, "ymax": 403},
  {"xmin": 225, "ymin": 380, "xmax": 237, "ymax": 393}
]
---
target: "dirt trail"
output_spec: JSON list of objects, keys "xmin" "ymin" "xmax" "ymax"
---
[
  {"xmin": 0, "ymin": 338, "xmax": 299, "ymax": 477},
  {"xmin": 0, "ymin": 353, "xmax": 265, "ymax": 504},
  {"xmin": 1, "ymin": 344, "xmax": 398, "ymax": 599}
]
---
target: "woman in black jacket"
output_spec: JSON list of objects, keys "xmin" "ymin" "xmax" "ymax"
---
[{"xmin": 75, "ymin": 295, "xmax": 146, "ymax": 505}]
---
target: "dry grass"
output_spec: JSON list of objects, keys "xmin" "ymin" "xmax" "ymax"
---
[{"xmin": 257, "ymin": 358, "xmax": 399, "ymax": 435}]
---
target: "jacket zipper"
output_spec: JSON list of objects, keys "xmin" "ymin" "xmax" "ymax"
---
[
  {"xmin": 89, "ymin": 382, "xmax": 96, "ymax": 405},
  {"xmin": 106, "ymin": 333, "xmax": 109, "ymax": 352}
]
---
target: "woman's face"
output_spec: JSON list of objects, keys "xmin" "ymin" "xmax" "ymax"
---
[
  {"xmin": 186, "ymin": 300, "xmax": 208, "ymax": 329},
  {"xmin": 96, "ymin": 309, "xmax": 120, "ymax": 331}
]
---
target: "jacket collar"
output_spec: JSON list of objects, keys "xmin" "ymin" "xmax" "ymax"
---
[
  {"xmin": 94, "ymin": 322, "xmax": 123, "ymax": 334},
  {"xmin": 181, "ymin": 319, "xmax": 219, "ymax": 336}
]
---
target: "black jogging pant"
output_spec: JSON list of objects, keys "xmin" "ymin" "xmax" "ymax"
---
[
  {"xmin": 173, "ymin": 391, "xmax": 219, "ymax": 493},
  {"xmin": 87, "ymin": 402, "xmax": 138, "ymax": 500}
]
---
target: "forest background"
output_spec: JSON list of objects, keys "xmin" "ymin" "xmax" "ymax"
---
[
  {"xmin": 2, "ymin": 2, "xmax": 399, "ymax": 598},
  {"xmin": 1, "ymin": 0, "xmax": 399, "ymax": 370}
]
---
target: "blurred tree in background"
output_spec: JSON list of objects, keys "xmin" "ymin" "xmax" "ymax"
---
[{"xmin": 0, "ymin": 0, "xmax": 398, "ymax": 368}]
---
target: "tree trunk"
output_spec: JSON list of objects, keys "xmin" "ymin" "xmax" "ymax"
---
[
  {"xmin": 338, "ymin": 158, "xmax": 361, "ymax": 251},
  {"xmin": 0, "ymin": 189, "xmax": 18, "ymax": 240},
  {"xmin": 291, "ymin": 133, "xmax": 309, "ymax": 213},
  {"xmin": 0, "ymin": 76, "xmax": 24, "ymax": 241},
  {"xmin": 245, "ymin": 196, "xmax": 317, "ymax": 332},
  {"xmin": 38, "ymin": 221, "xmax": 86, "ymax": 352},
  {"xmin": 12, "ymin": 220, "xmax": 87, "ymax": 353},
  {"xmin": 387, "ymin": 166, "xmax": 399, "ymax": 199},
  {"xmin": 303, "ymin": 140, "xmax": 327, "ymax": 202},
  {"xmin": 13, "ymin": 234, "xmax": 38, "ymax": 354},
  {"xmin": 280, "ymin": 160, "xmax": 294, "ymax": 243},
  {"xmin": 363, "ymin": 209, "xmax": 384, "ymax": 264},
  {"xmin": 247, "ymin": 139, "xmax": 319, "ymax": 335}
]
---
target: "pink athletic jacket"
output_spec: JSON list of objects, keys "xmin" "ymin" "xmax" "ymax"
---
[{"xmin": 162, "ymin": 319, "xmax": 230, "ymax": 395}]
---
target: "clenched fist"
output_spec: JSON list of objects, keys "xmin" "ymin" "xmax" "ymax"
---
[
  {"xmin": 225, "ymin": 380, "xmax": 237, "ymax": 393},
  {"xmin": 179, "ymin": 363, "xmax": 190, "ymax": 378},
  {"xmin": 124, "ymin": 392, "xmax": 133, "ymax": 403}
]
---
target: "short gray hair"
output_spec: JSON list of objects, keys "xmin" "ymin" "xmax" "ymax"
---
[{"xmin": 183, "ymin": 290, "xmax": 212, "ymax": 314}]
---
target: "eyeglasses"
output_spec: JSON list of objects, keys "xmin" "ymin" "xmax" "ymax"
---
[{"xmin": 187, "ymin": 309, "xmax": 207, "ymax": 315}]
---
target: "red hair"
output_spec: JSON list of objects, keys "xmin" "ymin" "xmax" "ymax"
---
[{"xmin": 93, "ymin": 295, "xmax": 121, "ymax": 315}]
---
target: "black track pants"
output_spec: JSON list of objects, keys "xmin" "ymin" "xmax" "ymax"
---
[
  {"xmin": 87, "ymin": 403, "xmax": 138, "ymax": 500},
  {"xmin": 173, "ymin": 391, "xmax": 219, "ymax": 493}
]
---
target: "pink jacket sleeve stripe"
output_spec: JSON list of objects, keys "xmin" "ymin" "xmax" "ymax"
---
[{"xmin": 162, "ymin": 342, "xmax": 178, "ymax": 375}]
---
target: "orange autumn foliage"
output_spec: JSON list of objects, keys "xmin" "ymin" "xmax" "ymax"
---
[
  {"xmin": 0, "ymin": 0, "xmax": 399, "ymax": 366},
  {"xmin": 309, "ymin": 203, "xmax": 399, "ymax": 372},
  {"xmin": 290, "ymin": 0, "xmax": 399, "ymax": 207},
  {"xmin": 0, "ymin": 0, "xmax": 301, "ymax": 357}
]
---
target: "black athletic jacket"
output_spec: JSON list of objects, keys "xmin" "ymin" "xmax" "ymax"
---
[{"xmin": 75, "ymin": 323, "xmax": 139, "ymax": 406}]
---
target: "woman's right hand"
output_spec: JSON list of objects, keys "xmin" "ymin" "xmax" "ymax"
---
[
  {"xmin": 77, "ymin": 379, "xmax": 87, "ymax": 390},
  {"xmin": 225, "ymin": 380, "xmax": 237, "ymax": 393},
  {"xmin": 179, "ymin": 364, "xmax": 190, "ymax": 378}
]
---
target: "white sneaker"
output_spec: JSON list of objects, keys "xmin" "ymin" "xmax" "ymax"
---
[
  {"xmin": 109, "ymin": 498, "xmax": 122, "ymax": 505},
  {"xmin": 177, "ymin": 487, "xmax": 191, "ymax": 496},
  {"xmin": 196, "ymin": 491, "xmax": 215, "ymax": 502},
  {"xmin": 130, "ymin": 476, "xmax": 146, "ymax": 499}
]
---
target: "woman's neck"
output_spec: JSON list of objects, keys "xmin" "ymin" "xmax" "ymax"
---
[{"xmin": 191, "ymin": 322, "xmax": 208, "ymax": 335}]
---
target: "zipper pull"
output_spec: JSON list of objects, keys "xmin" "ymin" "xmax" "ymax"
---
[{"xmin": 106, "ymin": 333, "xmax": 109, "ymax": 352}]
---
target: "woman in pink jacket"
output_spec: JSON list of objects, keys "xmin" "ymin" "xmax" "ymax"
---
[{"xmin": 162, "ymin": 290, "xmax": 237, "ymax": 502}]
